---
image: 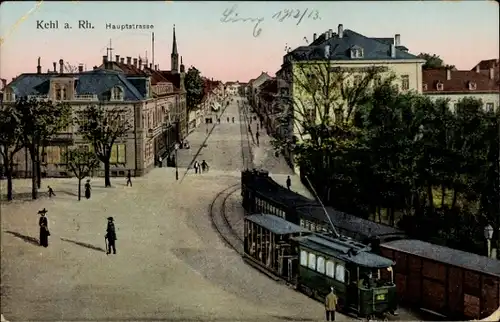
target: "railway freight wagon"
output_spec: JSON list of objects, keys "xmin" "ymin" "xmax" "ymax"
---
[
  {"xmin": 380, "ymin": 239, "xmax": 500, "ymax": 320},
  {"xmin": 241, "ymin": 169, "xmax": 406, "ymax": 244}
]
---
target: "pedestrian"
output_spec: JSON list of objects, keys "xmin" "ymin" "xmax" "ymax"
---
[
  {"xmin": 325, "ymin": 287, "xmax": 338, "ymax": 321},
  {"xmin": 201, "ymin": 160, "xmax": 208, "ymax": 173},
  {"xmin": 84, "ymin": 179, "xmax": 91, "ymax": 199},
  {"xmin": 158, "ymin": 156, "xmax": 163, "ymax": 168},
  {"xmin": 48, "ymin": 185, "xmax": 56, "ymax": 198},
  {"xmin": 38, "ymin": 208, "xmax": 50, "ymax": 247},
  {"xmin": 105, "ymin": 217, "xmax": 117, "ymax": 255},
  {"xmin": 126, "ymin": 170, "xmax": 132, "ymax": 187},
  {"xmin": 193, "ymin": 160, "xmax": 200, "ymax": 174},
  {"xmin": 286, "ymin": 175, "xmax": 291, "ymax": 190}
]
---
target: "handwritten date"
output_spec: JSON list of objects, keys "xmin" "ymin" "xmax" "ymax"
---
[{"xmin": 272, "ymin": 8, "xmax": 321, "ymax": 26}]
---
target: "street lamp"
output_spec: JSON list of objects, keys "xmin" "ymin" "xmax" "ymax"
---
[
  {"xmin": 174, "ymin": 143, "xmax": 180, "ymax": 181},
  {"xmin": 484, "ymin": 224, "xmax": 494, "ymax": 257}
]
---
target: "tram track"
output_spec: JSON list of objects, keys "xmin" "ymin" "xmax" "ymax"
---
[{"xmin": 208, "ymin": 184, "xmax": 244, "ymax": 254}]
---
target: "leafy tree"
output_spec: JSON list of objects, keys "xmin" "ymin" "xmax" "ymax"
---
[
  {"xmin": 185, "ymin": 67, "xmax": 205, "ymax": 112},
  {"xmin": 0, "ymin": 106, "xmax": 24, "ymax": 201},
  {"xmin": 14, "ymin": 97, "xmax": 72, "ymax": 199},
  {"xmin": 417, "ymin": 52, "xmax": 455, "ymax": 70},
  {"xmin": 76, "ymin": 103, "xmax": 132, "ymax": 187},
  {"xmin": 64, "ymin": 147, "xmax": 100, "ymax": 201}
]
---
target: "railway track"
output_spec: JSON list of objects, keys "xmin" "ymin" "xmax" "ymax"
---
[{"xmin": 209, "ymin": 184, "xmax": 244, "ymax": 254}]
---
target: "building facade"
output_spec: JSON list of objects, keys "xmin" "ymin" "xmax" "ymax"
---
[
  {"xmin": 2, "ymin": 28, "xmax": 188, "ymax": 177},
  {"xmin": 248, "ymin": 72, "xmax": 271, "ymax": 110},
  {"xmin": 274, "ymin": 24, "xmax": 425, "ymax": 170},
  {"xmin": 423, "ymin": 68, "xmax": 499, "ymax": 112}
]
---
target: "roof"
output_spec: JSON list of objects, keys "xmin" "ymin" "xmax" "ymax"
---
[
  {"xmin": 246, "ymin": 214, "xmax": 311, "ymax": 235},
  {"xmin": 472, "ymin": 59, "xmax": 499, "ymax": 70},
  {"xmin": 296, "ymin": 234, "xmax": 395, "ymax": 268},
  {"xmin": 258, "ymin": 79, "xmax": 278, "ymax": 102},
  {"xmin": 6, "ymin": 70, "xmax": 144, "ymax": 101},
  {"xmin": 289, "ymin": 29, "xmax": 420, "ymax": 62},
  {"xmin": 142, "ymin": 67, "xmax": 171, "ymax": 86},
  {"xmin": 423, "ymin": 69, "xmax": 499, "ymax": 94},
  {"xmin": 159, "ymin": 71, "xmax": 182, "ymax": 90},
  {"xmin": 381, "ymin": 239, "xmax": 500, "ymax": 277}
]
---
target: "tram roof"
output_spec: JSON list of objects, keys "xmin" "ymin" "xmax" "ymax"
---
[
  {"xmin": 295, "ymin": 234, "xmax": 395, "ymax": 268},
  {"xmin": 246, "ymin": 214, "xmax": 311, "ymax": 235},
  {"xmin": 382, "ymin": 239, "xmax": 500, "ymax": 277}
]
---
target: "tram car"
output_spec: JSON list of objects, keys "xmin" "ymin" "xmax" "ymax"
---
[
  {"xmin": 241, "ymin": 169, "xmax": 406, "ymax": 245},
  {"xmin": 244, "ymin": 214, "xmax": 399, "ymax": 320}
]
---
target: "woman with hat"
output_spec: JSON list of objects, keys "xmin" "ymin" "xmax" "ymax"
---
[
  {"xmin": 84, "ymin": 179, "xmax": 92, "ymax": 199},
  {"xmin": 38, "ymin": 208, "xmax": 50, "ymax": 247}
]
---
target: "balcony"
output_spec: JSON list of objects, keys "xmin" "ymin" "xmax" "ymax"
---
[
  {"xmin": 27, "ymin": 94, "xmax": 49, "ymax": 101},
  {"xmin": 74, "ymin": 94, "xmax": 98, "ymax": 101}
]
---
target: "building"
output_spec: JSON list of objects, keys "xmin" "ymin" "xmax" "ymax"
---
[
  {"xmin": 471, "ymin": 59, "xmax": 499, "ymax": 86},
  {"xmin": 248, "ymin": 72, "xmax": 271, "ymax": 110},
  {"xmin": 2, "ymin": 28, "xmax": 188, "ymax": 177},
  {"xmin": 274, "ymin": 23, "xmax": 425, "ymax": 170},
  {"xmin": 256, "ymin": 78, "xmax": 278, "ymax": 133},
  {"xmin": 423, "ymin": 68, "xmax": 499, "ymax": 112},
  {"xmin": 224, "ymin": 81, "xmax": 240, "ymax": 96}
]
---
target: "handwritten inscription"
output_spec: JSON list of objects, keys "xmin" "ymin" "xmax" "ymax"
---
[
  {"xmin": 220, "ymin": 5, "xmax": 321, "ymax": 38},
  {"xmin": 272, "ymin": 8, "xmax": 321, "ymax": 26}
]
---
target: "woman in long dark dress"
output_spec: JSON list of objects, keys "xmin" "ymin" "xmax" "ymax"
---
[
  {"xmin": 84, "ymin": 179, "xmax": 91, "ymax": 199},
  {"xmin": 38, "ymin": 208, "xmax": 49, "ymax": 247}
]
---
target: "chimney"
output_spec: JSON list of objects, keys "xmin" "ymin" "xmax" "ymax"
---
[
  {"xmin": 126, "ymin": 56, "xmax": 132, "ymax": 65},
  {"xmin": 78, "ymin": 64, "xmax": 83, "ymax": 73},
  {"xmin": 93, "ymin": 66, "xmax": 98, "ymax": 70},
  {"xmin": 59, "ymin": 59, "xmax": 64, "ymax": 74},
  {"xmin": 53, "ymin": 62, "xmax": 57, "ymax": 72},
  {"xmin": 313, "ymin": 33, "xmax": 317, "ymax": 42},
  {"xmin": 395, "ymin": 34, "xmax": 401, "ymax": 46},
  {"xmin": 476, "ymin": 65, "xmax": 480, "ymax": 73},
  {"xmin": 328, "ymin": 29, "xmax": 333, "ymax": 39},
  {"xmin": 490, "ymin": 67, "xmax": 495, "ymax": 80},
  {"xmin": 338, "ymin": 24, "xmax": 344, "ymax": 38},
  {"xmin": 390, "ymin": 44, "xmax": 396, "ymax": 58},
  {"xmin": 115, "ymin": 55, "xmax": 120, "ymax": 62},
  {"xmin": 446, "ymin": 68, "xmax": 451, "ymax": 80},
  {"xmin": 139, "ymin": 58, "xmax": 142, "ymax": 69},
  {"xmin": 1, "ymin": 79, "xmax": 6, "ymax": 89},
  {"xmin": 36, "ymin": 57, "xmax": 41, "ymax": 74},
  {"xmin": 133, "ymin": 58, "xmax": 138, "ymax": 68},
  {"xmin": 120, "ymin": 58, "xmax": 125, "ymax": 64}
]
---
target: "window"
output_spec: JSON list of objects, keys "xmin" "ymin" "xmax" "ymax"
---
[
  {"xmin": 4, "ymin": 88, "xmax": 15, "ymax": 102},
  {"xmin": 453, "ymin": 103, "xmax": 458, "ymax": 111},
  {"xmin": 326, "ymin": 260, "xmax": 335, "ymax": 278},
  {"xmin": 436, "ymin": 82, "xmax": 444, "ymax": 91},
  {"xmin": 401, "ymin": 75, "xmax": 409, "ymax": 91},
  {"xmin": 45, "ymin": 146, "xmax": 68, "ymax": 164},
  {"xmin": 317, "ymin": 256, "xmax": 325, "ymax": 274},
  {"xmin": 110, "ymin": 144, "xmax": 126, "ymax": 164},
  {"xmin": 469, "ymin": 82, "xmax": 477, "ymax": 90},
  {"xmin": 305, "ymin": 108, "xmax": 316, "ymax": 123},
  {"xmin": 350, "ymin": 48, "xmax": 364, "ymax": 58},
  {"xmin": 55, "ymin": 86, "xmax": 61, "ymax": 101},
  {"xmin": 112, "ymin": 86, "xmax": 124, "ymax": 101},
  {"xmin": 61, "ymin": 87, "xmax": 67, "ymax": 100},
  {"xmin": 374, "ymin": 75, "xmax": 382, "ymax": 87},
  {"xmin": 486, "ymin": 103, "xmax": 494, "ymax": 112},
  {"xmin": 422, "ymin": 83, "xmax": 428, "ymax": 91},
  {"xmin": 335, "ymin": 263, "xmax": 345, "ymax": 282},
  {"xmin": 300, "ymin": 250, "xmax": 308, "ymax": 266},
  {"xmin": 300, "ymin": 219, "xmax": 305, "ymax": 227},
  {"xmin": 308, "ymin": 253, "xmax": 316, "ymax": 270}
]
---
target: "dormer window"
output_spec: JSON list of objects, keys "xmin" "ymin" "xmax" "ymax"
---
[
  {"xmin": 55, "ymin": 86, "xmax": 61, "ymax": 101},
  {"xmin": 422, "ymin": 83, "xmax": 428, "ymax": 91},
  {"xmin": 436, "ymin": 82, "xmax": 444, "ymax": 91},
  {"xmin": 350, "ymin": 46, "xmax": 364, "ymax": 59},
  {"xmin": 111, "ymin": 86, "xmax": 124, "ymax": 101},
  {"xmin": 4, "ymin": 87, "xmax": 15, "ymax": 102},
  {"xmin": 468, "ymin": 82, "xmax": 477, "ymax": 90}
]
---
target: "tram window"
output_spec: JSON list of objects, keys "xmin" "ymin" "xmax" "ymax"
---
[
  {"xmin": 300, "ymin": 251, "xmax": 308, "ymax": 266},
  {"xmin": 300, "ymin": 219, "xmax": 305, "ymax": 227},
  {"xmin": 308, "ymin": 253, "xmax": 316, "ymax": 270},
  {"xmin": 326, "ymin": 261, "xmax": 335, "ymax": 278},
  {"xmin": 335, "ymin": 263, "xmax": 345, "ymax": 283},
  {"xmin": 316, "ymin": 256, "xmax": 325, "ymax": 274},
  {"xmin": 310, "ymin": 222, "xmax": 316, "ymax": 231}
]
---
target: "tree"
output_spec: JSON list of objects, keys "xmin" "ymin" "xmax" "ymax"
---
[
  {"xmin": 76, "ymin": 103, "xmax": 132, "ymax": 187},
  {"xmin": 417, "ymin": 52, "xmax": 455, "ymax": 70},
  {"xmin": 14, "ymin": 97, "xmax": 72, "ymax": 199},
  {"xmin": 185, "ymin": 67, "xmax": 205, "ymax": 111},
  {"xmin": 64, "ymin": 147, "xmax": 100, "ymax": 200},
  {"xmin": 0, "ymin": 106, "xmax": 24, "ymax": 201}
]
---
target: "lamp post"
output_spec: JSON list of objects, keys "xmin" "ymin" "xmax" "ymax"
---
[
  {"xmin": 174, "ymin": 143, "xmax": 180, "ymax": 181},
  {"xmin": 484, "ymin": 224, "xmax": 494, "ymax": 257}
]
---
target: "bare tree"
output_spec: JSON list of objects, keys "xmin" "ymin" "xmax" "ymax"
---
[
  {"xmin": 64, "ymin": 62, "xmax": 79, "ymax": 73},
  {"xmin": 0, "ymin": 106, "xmax": 24, "ymax": 201},
  {"xmin": 76, "ymin": 103, "xmax": 132, "ymax": 187},
  {"xmin": 64, "ymin": 147, "xmax": 100, "ymax": 200}
]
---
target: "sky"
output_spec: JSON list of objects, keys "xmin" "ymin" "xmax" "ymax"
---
[{"xmin": 0, "ymin": 1, "xmax": 498, "ymax": 83}]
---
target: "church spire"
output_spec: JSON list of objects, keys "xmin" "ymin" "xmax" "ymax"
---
[{"xmin": 171, "ymin": 24, "xmax": 179, "ymax": 73}]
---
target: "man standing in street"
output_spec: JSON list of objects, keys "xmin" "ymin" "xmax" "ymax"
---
[
  {"xmin": 126, "ymin": 170, "xmax": 132, "ymax": 187},
  {"xmin": 325, "ymin": 287, "xmax": 338, "ymax": 321},
  {"xmin": 105, "ymin": 217, "xmax": 117, "ymax": 255},
  {"xmin": 286, "ymin": 175, "xmax": 291, "ymax": 190}
]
